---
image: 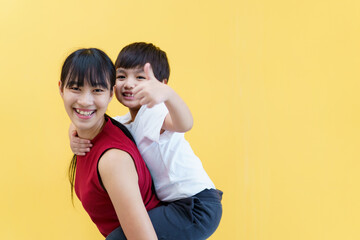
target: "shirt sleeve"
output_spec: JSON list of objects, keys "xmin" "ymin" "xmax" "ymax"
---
[
  {"xmin": 112, "ymin": 111, "xmax": 132, "ymax": 125},
  {"xmin": 135, "ymin": 103, "xmax": 169, "ymax": 143}
]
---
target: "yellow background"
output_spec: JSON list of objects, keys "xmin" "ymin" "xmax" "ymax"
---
[{"xmin": 0, "ymin": 0, "xmax": 359, "ymax": 239}]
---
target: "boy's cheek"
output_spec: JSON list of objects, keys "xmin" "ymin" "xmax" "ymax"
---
[{"xmin": 115, "ymin": 83, "xmax": 124, "ymax": 91}]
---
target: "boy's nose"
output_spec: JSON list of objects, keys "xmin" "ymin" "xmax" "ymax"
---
[{"xmin": 124, "ymin": 78, "xmax": 135, "ymax": 89}]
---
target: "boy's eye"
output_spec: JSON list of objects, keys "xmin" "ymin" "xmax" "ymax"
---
[
  {"xmin": 137, "ymin": 76, "xmax": 146, "ymax": 80},
  {"xmin": 116, "ymin": 75, "xmax": 126, "ymax": 80}
]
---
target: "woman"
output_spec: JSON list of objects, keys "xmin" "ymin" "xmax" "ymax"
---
[{"xmin": 59, "ymin": 48, "xmax": 160, "ymax": 239}]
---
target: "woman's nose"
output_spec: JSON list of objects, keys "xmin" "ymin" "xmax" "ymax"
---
[{"xmin": 78, "ymin": 91, "xmax": 94, "ymax": 106}]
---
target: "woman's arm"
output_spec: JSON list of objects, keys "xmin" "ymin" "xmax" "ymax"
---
[{"xmin": 98, "ymin": 149, "xmax": 158, "ymax": 240}]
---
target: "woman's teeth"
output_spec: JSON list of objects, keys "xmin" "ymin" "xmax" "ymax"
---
[{"xmin": 75, "ymin": 109, "xmax": 94, "ymax": 116}]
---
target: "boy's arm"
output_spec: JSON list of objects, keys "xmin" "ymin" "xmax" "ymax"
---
[
  {"xmin": 69, "ymin": 123, "xmax": 92, "ymax": 156},
  {"xmin": 162, "ymin": 87, "xmax": 193, "ymax": 132},
  {"xmin": 133, "ymin": 63, "xmax": 193, "ymax": 133}
]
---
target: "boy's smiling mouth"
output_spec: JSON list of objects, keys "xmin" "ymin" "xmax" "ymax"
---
[{"xmin": 123, "ymin": 92, "xmax": 134, "ymax": 97}]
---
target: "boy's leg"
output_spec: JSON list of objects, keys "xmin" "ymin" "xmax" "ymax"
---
[
  {"xmin": 106, "ymin": 189, "xmax": 223, "ymax": 240},
  {"xmin": 105, "ymin": 228, "xmax": 126, "ymax": 240},
  {"xmin": 148, "ymin": 189, "xmax": 223, "ymax": 240}
]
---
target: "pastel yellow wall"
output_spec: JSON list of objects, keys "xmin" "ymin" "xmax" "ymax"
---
[{"xmin": 1, "ymin": 0, "xmax": 359, "ymax": 239}]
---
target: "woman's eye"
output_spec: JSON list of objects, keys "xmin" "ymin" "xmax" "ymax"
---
[
  {"xmin": 70, "ymin": 87, "xmax": 80, "ymax": 91},
  {"xmin": 94, "ymin": 89, "xmax": 104, "ymax": 93}
]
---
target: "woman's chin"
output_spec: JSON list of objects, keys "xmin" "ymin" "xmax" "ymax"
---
[{"xmin": 71, "ymin": 113, "xmax": 106, "ymax": 139}]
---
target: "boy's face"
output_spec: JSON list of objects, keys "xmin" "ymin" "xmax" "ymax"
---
[{"xmin": 115, "ymin": 67, "xmax": 146, "ymax": 112}]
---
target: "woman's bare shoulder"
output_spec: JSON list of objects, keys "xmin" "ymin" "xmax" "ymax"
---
[{"xmin": 98, "ymin": 148, "xmax": 135, "ymax": 177}]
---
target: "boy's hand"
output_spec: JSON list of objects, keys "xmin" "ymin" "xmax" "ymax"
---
[
  {"xmin": 70, "ymin": 130, "xmax": 92, "ymax": 156},
  {"xmin": 133, "ymin": 63, "xmax": 174, "ymax": 108}
]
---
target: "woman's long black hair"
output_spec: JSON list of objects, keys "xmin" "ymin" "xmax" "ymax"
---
[{"xmin": 60, "ymin": 48, "xmax": 120, "ymax": 202}]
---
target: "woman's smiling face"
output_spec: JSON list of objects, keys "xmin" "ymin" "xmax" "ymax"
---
[
  {"xmin": 60, "ymin": 78, "xmax": 113, "ymax": 138},
  {"xmin": 59, "ymin": 48, "xmax": 116, "ymax": 139}
]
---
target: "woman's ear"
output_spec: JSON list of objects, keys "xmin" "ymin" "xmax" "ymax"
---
[
  {"xmin": 163, "ymin": 79, "xmax": 168, "ymax": 85},
  {"xmin": 59, "ymin": 80, "xmax": 64, "ymax": 97},
  {"xmin": 111, "ymin": 85, "xmax": 116, "ymax": 98},
  {"xmin": 110, "ymin": 87, "xmax": 114, "ymax": 99}
]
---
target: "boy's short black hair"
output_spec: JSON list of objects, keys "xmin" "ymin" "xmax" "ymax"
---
[{"xmin": 115, "ymin": 42, "xmax": 170, "ymax": 82}]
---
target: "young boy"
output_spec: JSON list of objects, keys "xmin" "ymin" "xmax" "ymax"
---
[{"xmin": 70, "ymin": 42, "xmax": 222, "ymax": 239}]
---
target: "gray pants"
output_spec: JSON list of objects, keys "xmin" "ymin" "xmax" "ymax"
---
[{"xmin": 106, "ymin": 189, "xmax": 223, "ymax": 240}]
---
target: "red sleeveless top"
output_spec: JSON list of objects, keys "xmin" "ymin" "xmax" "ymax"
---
[{"xmin": 74, "ymin": 117, "xmax": 161, "ymax": 237}]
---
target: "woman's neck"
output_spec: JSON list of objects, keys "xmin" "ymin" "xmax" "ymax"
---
[{"xmin": 76, "ymin": 117, "xmax": 106, "ymax": 140}]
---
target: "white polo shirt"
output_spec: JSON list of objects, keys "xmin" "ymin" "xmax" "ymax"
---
[{"xmin": 113, "ymin": 103, "xmax": 215, "ymax": 202}]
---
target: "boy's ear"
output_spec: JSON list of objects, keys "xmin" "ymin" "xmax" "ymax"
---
[{"xmin": 59, "ymin": 80, "xmax": 64, "ymax": 97}]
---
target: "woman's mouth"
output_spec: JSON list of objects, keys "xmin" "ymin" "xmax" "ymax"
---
[{"xmin": 74, "ymin": 108, "xmax": 96, "ymax": 119}]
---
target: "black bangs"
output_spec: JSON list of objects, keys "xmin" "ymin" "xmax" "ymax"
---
[
  {"xmin": 60, "ymin": 48, "xmax": 115, "ymax": 90},
  {"xmin": 115, "ymin": 42, "xmax": 170, "ymax": 82}
]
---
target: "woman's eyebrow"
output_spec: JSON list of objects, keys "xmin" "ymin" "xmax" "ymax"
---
[{"xmin": 66, "ymin": 80, "xmax": 80, "ymax": 86}]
